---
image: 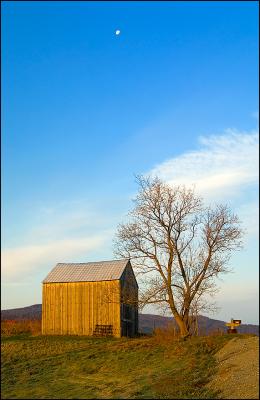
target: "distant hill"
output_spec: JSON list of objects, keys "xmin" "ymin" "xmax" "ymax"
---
[
  {"xmin": 1, "ymin": 304, "xmax": 259, "ymax": 335},
  {"xmin": 1, "ymin": 304, "xmax": 42, "ymax": 321},
  {"xmin": 139, "ymin": 313, "xmax": 259, "ymax": 336}
]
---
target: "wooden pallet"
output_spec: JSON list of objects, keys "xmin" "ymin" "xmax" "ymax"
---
[{"xmin": 93, "ymin": 324, "xmax": 113, "ymax": 336}]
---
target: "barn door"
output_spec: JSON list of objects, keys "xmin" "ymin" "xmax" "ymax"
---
[
  {"xmin": 121, "ymin": 304, "xmax": 135, "ymax": 337},
  {"xmin": 126, "ymin": 321, "xmax": 133, "ymax": 337},
  {"xmin": 122, "ymin": 320, "xmax": 132, "ymax": 337}
]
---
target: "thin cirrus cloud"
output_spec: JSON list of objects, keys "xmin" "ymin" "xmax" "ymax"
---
[
  {"xmin": 3, "ymin": 128, "xmax": 258, "ymax": 286},
  {"xmin": 2, "ymin": 232, "xmax": 111, "ymax": 283},
  {"xmin": 148, "ymin": 128, "xmax": 259, "ymax": 202}
]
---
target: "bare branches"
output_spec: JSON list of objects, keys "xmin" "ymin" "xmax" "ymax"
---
[
  {"xmin": 114, "ymin": 175, "xmax": 243, "ymax": 336},
  {"xmin": 203, "ymin": 204, "xmax": 243, "ymax": 253}
]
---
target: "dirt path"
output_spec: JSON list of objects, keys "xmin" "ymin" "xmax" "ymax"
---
[{"xmin": 207, "ymin": 336, "xmax": 259, "ymax": 399}]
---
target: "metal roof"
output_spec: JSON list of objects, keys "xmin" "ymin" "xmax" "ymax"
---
[{"xmin": 42, "ymin": 259, "xmax": 130, "ymax": 283}]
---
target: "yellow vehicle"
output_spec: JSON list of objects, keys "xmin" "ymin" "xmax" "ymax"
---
[{"xmin": 225, "ymin": 318, "xmax": 241, "ymax": 333}]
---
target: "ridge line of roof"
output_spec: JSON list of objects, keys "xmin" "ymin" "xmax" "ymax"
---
[{"xmin": 56, "ymin": 258, "xmax": 129, "ymax": 265}]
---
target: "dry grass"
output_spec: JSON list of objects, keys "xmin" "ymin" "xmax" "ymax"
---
[
  {"xmin": 153, "ymin": 323, "xmax": 181, "ymax": 347},
  {"xmin": 1, "ymin": 331, "xmax": 235, "ymax": 399},
  {"xmin": 153, "ymin": 324, "xmax": 225, "ymax": 344},
  {"xmin": 208, "ymin": 329, "xmax": 225, "ymax": 336},
  {"xmin": 2, "ymin": 320, "xmax": 251, "ymax": 399},
  {"xmin": 1, "ymin": 320, "xmax": 41, "ymax": 336}
]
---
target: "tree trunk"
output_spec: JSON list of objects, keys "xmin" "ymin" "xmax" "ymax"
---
[{"xmin": 174, "ymin": 314, "xmax": 190, "ymax": 338}]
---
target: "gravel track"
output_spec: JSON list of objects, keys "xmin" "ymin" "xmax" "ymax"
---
[{"xmin": 207, "ymin": 336, "xmax": 259, "ymax": 399}]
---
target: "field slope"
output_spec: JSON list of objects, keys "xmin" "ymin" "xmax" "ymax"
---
[{"xmin": 1, "ymin": 333, "xmax": 244, "ymax": 399}]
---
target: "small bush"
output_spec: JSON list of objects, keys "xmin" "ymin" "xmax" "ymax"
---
[
  {"xmin": 208, "ymin": 328, "xmax": 225, "ymax": 336},
  {"xmin": 153, "ymin": 323, "xmax": 180, "ymax": 344},
  {"xmin": 1, "ymin": 320, "xmax": 41, "ymax": 336}
]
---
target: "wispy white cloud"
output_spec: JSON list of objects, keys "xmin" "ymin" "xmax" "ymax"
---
[
  {"xmin": 149, "ymin": 129, "xmax": 259, "ymax": 201},
  {"xmin": 1, "ymin": 232, "xmax": 111, "ymax": 283},
  {"xmin": 30, "ymin": 210, "xmax": 97, "ymax": 241},
  {"xmin": 2, "ymin": 196, "xmax": 121, "ymax": 285},
  {"xmin": 235, "ymin": 201, "xmax": 259, "ymax": 238},
  {"xmin": 31, "ymin": 195, "xmax": 126, "ymax": 244}
]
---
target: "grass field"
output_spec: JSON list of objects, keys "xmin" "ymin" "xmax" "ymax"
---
[{"xmin": 1, "ymin": 330, "xmax": 241, "ymax": 399}]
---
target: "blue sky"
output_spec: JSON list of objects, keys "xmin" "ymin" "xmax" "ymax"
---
[{"xmin": 2, "ymin": 1, "xmax": 259, "ymax": 324}]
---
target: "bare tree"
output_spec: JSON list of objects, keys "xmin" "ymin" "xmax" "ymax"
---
[{"xmin": 114, "ymin": 176, "xmax": 243, "ymax": 338}]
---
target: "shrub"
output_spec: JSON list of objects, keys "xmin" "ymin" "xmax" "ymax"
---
[
  {"xmin": 1, "ymin": 319, "xmax": 41, "ymax": 336},
  {"xmin": 153, "ymin": 323, "xmax": 180, "ymax": 344}
]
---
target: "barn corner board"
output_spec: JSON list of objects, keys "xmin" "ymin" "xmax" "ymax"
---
[{"xmin": 41, "ymin": 259, "xmax": 138, "ymax": 338}]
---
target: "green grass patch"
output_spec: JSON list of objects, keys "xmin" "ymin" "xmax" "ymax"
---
[{"xmin": 1, "ymin": 333, "xmax": 243, "ymax": 399}]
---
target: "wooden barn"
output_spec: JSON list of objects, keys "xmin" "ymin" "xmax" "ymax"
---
[{"xmin": 42, "ymin": 259, "xmax": 138, "ymax": 337}]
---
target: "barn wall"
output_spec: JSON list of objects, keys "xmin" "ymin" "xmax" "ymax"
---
[
  {"xmin": 120, "ymin": 263, "xmax": 139, "ymax": 337},
  {"xmin": 42, "ymin": 280, "xmax": 121, "ymax": 337}
]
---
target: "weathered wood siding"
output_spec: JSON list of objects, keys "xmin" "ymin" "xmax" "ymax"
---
[{"xmin": 42, "ymin": 280, "xmax": 121, "ymax": 337}]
